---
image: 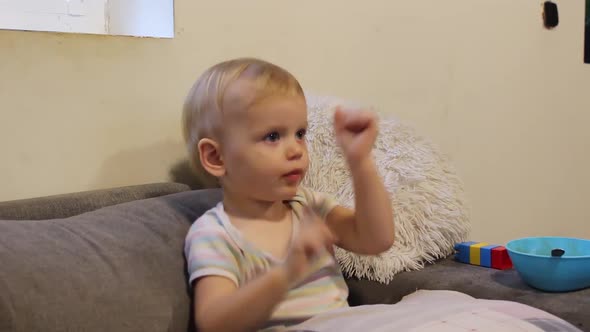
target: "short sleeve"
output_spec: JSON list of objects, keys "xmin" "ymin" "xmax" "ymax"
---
[
  {"xmin": 294, "ymin": 187, "xmax": 339, "ymax": 219},
  {"xmin": 184, "ymin": 224, "xmax": 241, "ymax": 287}
]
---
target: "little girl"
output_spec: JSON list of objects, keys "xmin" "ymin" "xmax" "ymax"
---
[{"xmin": 182, "ymin": 58, "xmax": 394, "ymax": 331}]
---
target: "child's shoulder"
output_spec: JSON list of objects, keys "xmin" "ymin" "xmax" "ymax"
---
[
  {"xmin": 291, "ymin": 186, "xmax": 339, "ymax": 218},
  {"xmin": 184, "ymin": 203, "xmax": 239, "ymax": 255},
  {"xmin": 290, "ymin": 186, "xmax": 334, "ymax": 204},
  {"xmin": 186, "ymin": 202, "xmax": 227, "ymax": 235}
]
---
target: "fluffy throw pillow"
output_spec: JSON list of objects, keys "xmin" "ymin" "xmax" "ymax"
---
[{"xmin": 303, "ymin": 93, "xmax": 471, "ymax": 283}]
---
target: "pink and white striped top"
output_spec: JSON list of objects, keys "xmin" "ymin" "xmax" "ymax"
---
[{"xmin": 184, "ymin": 187, "xmax": 349, "ymax": 328}]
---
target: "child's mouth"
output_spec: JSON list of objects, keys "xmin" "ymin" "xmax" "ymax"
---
[{"xmin": 283, "ymin": 169, "xmax": 303, "ymax": 183}]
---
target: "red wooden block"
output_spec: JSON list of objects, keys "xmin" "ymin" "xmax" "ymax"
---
[{"xmin": 491, "ymin": 246, "xmax": 513, "ymax": 270}]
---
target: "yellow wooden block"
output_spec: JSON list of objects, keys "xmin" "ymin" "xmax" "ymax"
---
[{"xmin": 469, "ymin": 242, "xmax": 489, "ymax": 265}]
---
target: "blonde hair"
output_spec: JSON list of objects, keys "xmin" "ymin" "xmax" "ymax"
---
[{"xmin": 182, "ymin": 58, "xmax": 304, "ymax": 185}]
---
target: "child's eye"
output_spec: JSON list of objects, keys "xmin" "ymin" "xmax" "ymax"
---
[
  {"xmin": 264, "ymin": 132, "xmax": 280, "ymax": 142},
  {"xmin": 296, "ymin": 129, "xmax": 307, "ymax": 140}
]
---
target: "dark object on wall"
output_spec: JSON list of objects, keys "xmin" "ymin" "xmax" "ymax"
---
[
  {"xmin": 585, "ymin": 0, "xmax": 590, "ymax": 63},
  {"xmin": 543, "ymin": 1, "xmax": 559, "ymax": 29}
]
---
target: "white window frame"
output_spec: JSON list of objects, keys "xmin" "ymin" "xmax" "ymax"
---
[{"xmin": 0, "ymin": 0, "xmax": 174, "ymax": 38}]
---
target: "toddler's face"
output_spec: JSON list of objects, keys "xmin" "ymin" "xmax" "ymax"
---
[{"xmin": 220, "ymin": 88, "xmax": 309, "ymax": 202}]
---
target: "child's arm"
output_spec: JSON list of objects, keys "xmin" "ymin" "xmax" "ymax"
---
[
  {"xmin": 326, "ymin": 107, "xmax": 395, "ymax": 255},
  {"xmin": 193, "ymin": 212, "xmax": 335, "ymax": 332},
  {"xmin": 194, "ymin": 268, "xmax": 289, "ymax": 332}
]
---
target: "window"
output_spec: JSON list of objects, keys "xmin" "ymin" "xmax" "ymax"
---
[{"xmin": 0, "ymin": 0, "xmax": 174, "ymax": 38}]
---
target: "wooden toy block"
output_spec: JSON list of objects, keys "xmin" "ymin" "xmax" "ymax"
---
[
  {"xmin": 469, "ymin": 242, "xmax": 489, "ymax": 265},
  {"xmin": 454, "ymin": 241, "xmax": 513, "ymax": 270},
  {"xmin": 454, "ymin": 241, "xmax": 476, "ymax": 263},
  {"xmin": 480, "ymin": 244, "xmax": 498, "ymax": 268},
  {"xmin": 491, "ymin": 246, "xmax": 513, "ymax": 270}
]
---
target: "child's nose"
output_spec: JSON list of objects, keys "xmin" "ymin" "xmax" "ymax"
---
[{"xmin": 286, "ymin": 141, "xmax": 304, "ymax": 160}]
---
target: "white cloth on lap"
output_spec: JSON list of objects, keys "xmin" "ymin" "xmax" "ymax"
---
[{"xmin": 265, "ymin": 290, "xmax": 581, "ymax": 332}]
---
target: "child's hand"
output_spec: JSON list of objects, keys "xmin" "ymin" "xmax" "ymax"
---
[
  {"xmin": 333, "ymin": 107, "xmax": 378, "ymax": 166},
  {"xmin": 283, "ymin": 207, "xmax": 336, "ymax": 286}
]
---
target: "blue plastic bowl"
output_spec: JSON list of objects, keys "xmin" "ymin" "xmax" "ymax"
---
[{"xmin": 506, "ymin": 237, "xmax": 590, "ymax": 292}]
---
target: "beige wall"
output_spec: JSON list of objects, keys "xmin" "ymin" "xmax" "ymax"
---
[{"xmin": 1, "ymin": 0, "xmax": 589, "ymax": 244}]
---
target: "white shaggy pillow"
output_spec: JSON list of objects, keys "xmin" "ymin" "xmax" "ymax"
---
[{"xmin": 303, "ymin": 93, "xmax": 471, "ymax": 283}]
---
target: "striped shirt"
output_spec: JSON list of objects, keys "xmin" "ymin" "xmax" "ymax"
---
[{"xmin": 184, "ymin": 187, "xmax": 349, "ymax": 329}]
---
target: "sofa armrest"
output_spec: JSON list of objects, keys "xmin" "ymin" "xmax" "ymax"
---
[{"xmin": 0, "ymin": 182, "xmax": 191, "ymax": 220}]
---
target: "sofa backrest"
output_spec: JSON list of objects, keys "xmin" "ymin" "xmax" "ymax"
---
[
  {"xmin": 0, "ymin": 188, "xmax": 222, "ymax": 332},
  {"xmin": 0, "ymin": 182, "xmax": 191, "ymax": 220}
]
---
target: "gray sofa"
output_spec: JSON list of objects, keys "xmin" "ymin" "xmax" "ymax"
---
[{"xmin": 0, "ymin": 183, "xmax": 588, "ymax": 331}]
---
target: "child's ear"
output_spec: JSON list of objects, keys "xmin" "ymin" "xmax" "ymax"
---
[{"xmin": 197, "ymin": 138, "xmax": 225, "ymax": 177}]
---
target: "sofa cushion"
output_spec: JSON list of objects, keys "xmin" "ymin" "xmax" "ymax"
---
[
  {"xmin": 0, "ymin": 188, "xmax": 222, "ymax": 332},
  {"xmin": 345, "ymin": 256, "xmax": 590, "ymax": 331}
]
